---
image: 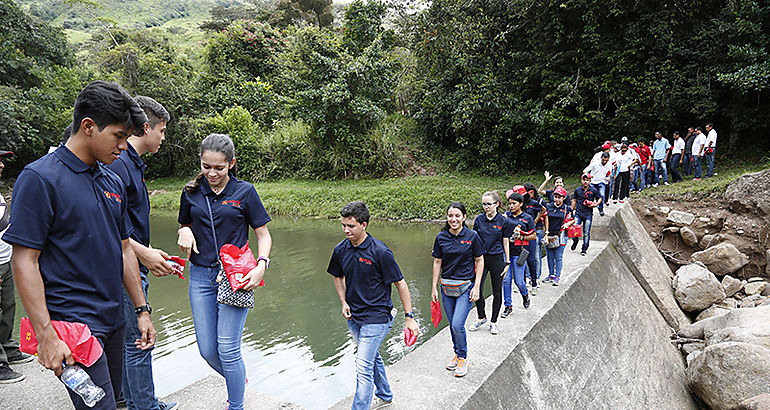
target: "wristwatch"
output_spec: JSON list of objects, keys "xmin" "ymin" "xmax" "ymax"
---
[
  {"xmin": 257, "ymin": 256, "xmax": 270, "ymax": 269},
  {"xmin": 135, "ymin": 304, "xmax": 152, "ymax": 315},
  {"xmin": 404, "ymin": 311, "xmax": 415, "ymax": 319}
]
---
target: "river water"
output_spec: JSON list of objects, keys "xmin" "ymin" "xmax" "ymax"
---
[{"xmin": 14, "ymin": 212, "xmax": 446, "ymax": 409}]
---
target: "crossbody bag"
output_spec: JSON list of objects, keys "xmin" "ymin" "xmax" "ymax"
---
[{"xmin": 205, "ymin": 198, "xmax": 254, "ymax": 308}]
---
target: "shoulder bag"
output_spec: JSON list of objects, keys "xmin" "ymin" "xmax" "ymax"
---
[{"xmin": 206, "ymin": 198, "xmax": 254, "ymax": 308}]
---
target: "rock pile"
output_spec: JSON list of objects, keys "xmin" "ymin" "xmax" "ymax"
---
[{"xmin": 659, "ymin": 208, "xmax": 770, "ymax": 409}]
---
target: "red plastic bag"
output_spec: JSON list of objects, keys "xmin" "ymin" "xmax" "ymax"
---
[
  {"xmin": 567, "ymin": 224, "xmax": 583, "ymax": 238},
  {"xmin": 430, "ymin": 300, "xmax": 442, "ymax": 328},
  {"xmin": 219, "ymin": 240, "xmax": 265, "ymax": 291},
  {"xmin": 20, "ymin": 318, "xmax": 103, "ymax": 367},
  {"xmin": 166, "ymin": 256, "xmax": 186, "ymax": 280},
  {"xmin": 404, "ymin": 327, "xmax": 417, "ymax": 346}
]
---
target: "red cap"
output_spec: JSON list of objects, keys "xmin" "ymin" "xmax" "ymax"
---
[
  {"xmin": 554, "ymin": 187, "xmax": 567, "ymax": 197},
  {"xmin": 0, "ymin": 150, "xmax": 14, "ymax": 157},
  {"xmin": 601, "ymin": 141, "xmax": 612, "ymax": 150},
  {"xmin": 512, "ymin": 185, "xmax": 526, "ymax": 195},
  {"xmin": 581, "ymin": 172, "xmax": 592, "ymax": 180}
]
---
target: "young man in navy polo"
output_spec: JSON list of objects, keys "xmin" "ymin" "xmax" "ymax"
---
[
  {"xmin": 328, "ymin": 201, "xmax": 419, "ymax": 410},
  {"xmin": 105, "ymin": 96, "xmax": 177, "ymax": 410},
  {"xmin": 571, "ymin": 173, "xmax": 602, "ymax": 256},
  {"xmin": 4, "ymin": 81, "xmax": 156, "ymax": 410}
]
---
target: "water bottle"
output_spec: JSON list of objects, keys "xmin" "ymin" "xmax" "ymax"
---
[{"xmin": 60, "ymin": 363, "xmax": 105, "ymax": 407}]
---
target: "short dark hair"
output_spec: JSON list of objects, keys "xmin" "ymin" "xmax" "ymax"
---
[
  {"xmin": 706, "ymin": 122, "xmax": 714, "ymax": 128},
  {"xmin": 673, "ymin": 131, "xmax": 680, "ymax": 136},
  {"xmin": 134, "ymin": 95, "xmax": 170, "ymax": 130},
  {"xmin": 72, "ymin": 81, "xmax": 146, "ymax": 135},
  {"xmin": 696, "ymin": 127, "xmax": 703, "ymax": 131},
  {"xmin": 62, "ymin": 123, "xmax": 73, "ymax": 144},
  {"xmin": 601, "ymin": 152, "xmax": 610, "ymax": 159},
  {"xmin": 507, "ymin": 193, "xmax": 524, "ymax": 203},
  {"xmin": 340, "ymin": 201, "xmax": 370, "ymax": 224}
]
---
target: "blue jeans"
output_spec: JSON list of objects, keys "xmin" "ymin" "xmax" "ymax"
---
[
  {"xmin": 441, "ymin": 286, "xmax": 474, "ymax": 359},
  {"xmin": 632, "ymin": 167, "xmax": 645, "ymax": 191},
  {"xmin": 653, "ymin": 159, "xmax": 668, "ymax": 184},
  {"xmin": 121, "ymin": 271, "xmax": 161, "ymax": 410},
  {"xmin": 693, "ymin": 155, "xmax": 702, "ymax": 179},
  {"xmin": 526, "ymin": 237, "xmax": 539, "ymax": 287},
  {"xmin": 546, "ymin": 243, "xmax": 565, "ymax": 278},
  {"xmin": 503, "ymin": 256, "xmax": 528, "ymax": 307},
  {"xmin": 591, "ymin": 182, "xmax": 606, "ymax": 212},
  {"xmin": 347, "ymin": 319, "xmax": 394, "ymax": 410},
  {"xmin": 683, "ymin": 153, "xmax": 692, "ymax": 175},
  {"xmin": 705, "ymin": 149, "xmax": 715, "ymax": 177},
  {"xmin": 574, "ymin": 213, "xmax": 593, "ymax": 253},
  {"xmin": 189, "ymin": 264, "xmax": 249, "ymax": 410}
]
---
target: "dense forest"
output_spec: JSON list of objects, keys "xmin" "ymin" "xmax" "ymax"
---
[{"xmin": 1, "ymin": 0, "xmax": 768, "ymax": 179}]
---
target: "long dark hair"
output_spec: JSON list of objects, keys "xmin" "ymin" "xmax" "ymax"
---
[
  {"xmin": 441, "ymin": 201, "xmax": 467, "ymax": 232},
  {"xmin": 185, "ymin": 133, "xmax": 236, "ymax": 193}
]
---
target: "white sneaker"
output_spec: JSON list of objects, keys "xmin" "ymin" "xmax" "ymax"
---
[
  {"xmin": 468, "ymin": 318, "xmax": 487, "ymax": 331},
  {"xmin": 371, "ymin": 396, "xmax": 393, "ymax": 409},
  {"xmin": 489, "ymin": 323, "xmax": 499, "ymax": 335},
  {"xmin": 663, "ymin": 182, "xmax": 670, "ymax": 186},
  {"xmin": 652, "ymin": 183, "xmax": 659, "ymax": 187}
]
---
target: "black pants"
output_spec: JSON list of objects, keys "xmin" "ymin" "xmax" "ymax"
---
[
  {"xmin": 65, "ymin": 326, "xmax": 125, "ymax": 410},
  {"xmin": 671, "ymin": 154, "xmax": 682, "ymax": 182},
  {"xmin": 0, "ymin": 262, "xmax": 20, "ymax": 366},
  {"xmin": 475, "ymin": 253, "xmax": 506, "ymax": 323},
  {"xmin": 612, "ymin": 171, "xmax": 630, "ymax": 200}
]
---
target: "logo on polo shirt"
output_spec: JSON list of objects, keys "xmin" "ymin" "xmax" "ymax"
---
[
  {"xmin": 222, "ymin": 200, "xmax": 241, "ymax": 208},
  {"xmin": 104, "ymin": 191, "xmax": 122, "ymax": 203},
  {"xmin": 358, "ymin": 257, "xmax": 373, "ymax": 265},
  {"xmin": 460, "ymin": 240, "xmax": 472, "ymax": 245},
  {"xmin": 493, "ymin": 225, "xmax": 502, "ymax": 230}
]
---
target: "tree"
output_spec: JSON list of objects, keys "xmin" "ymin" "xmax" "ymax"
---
[{"xmin": 270, "ymin": 0, "xmax": 334, "ymax": 29}]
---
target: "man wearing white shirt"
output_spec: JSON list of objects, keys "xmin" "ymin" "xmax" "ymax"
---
[
  {"xmin": 583, "ymin": 152, "xmax": 612, "ymax": 216},
  {"xmin": 691, "ymin": 127, "xmax": 707, "ymax": 180},
  {"xmin": 670, "ymin": 131, "xmax": 684, "ymax": 183},
  {"xmin": 705, "ymin": 123, "xmax": 718, "ymax": 177}
]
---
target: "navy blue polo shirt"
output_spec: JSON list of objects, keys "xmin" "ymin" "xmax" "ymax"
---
[
  {"xmin": 432, "ymin": 226, "xmax": 485, "ymax": 281},
  {"xmin": 472, "ymin": 212, "xmax": 513, "ymax": 256},
  {"xmin": 545, "ymin": 189, "xmax": 571, "ymax": 205},
  {"xmin": 524, "ymin": 198, "xmax": 545, "ymax": 230},
  {"xmin": 545, "ymin": 202, "xmax": 573, "ymax": 236},
  {"xmin": 106, "ymin": 143, "xmax": 151, "ymax": 275},
  {"xmin": 3, "ymin": 146, "xmax": 133, "ymax": 333},
  {"xmin": 573, "ymin": 185, "xmax": 600, "ymax": 219},
  {"xmin": 178, "ymin": 177, "xmax": 271, "ymax": 267},
  {"xmin": 504, "ymin": 211, "xmax": 534, "ymax": 258},
  {"xmin": 327, "ymin": 234, "xmax": 403, "ymax": 324}
]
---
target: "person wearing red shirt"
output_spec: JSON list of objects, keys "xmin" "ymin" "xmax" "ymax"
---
[{"xmin": 633, "ymin": 141, "xmax": 651, "ymax": 192}]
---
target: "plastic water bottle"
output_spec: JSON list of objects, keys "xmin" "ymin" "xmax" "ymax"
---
[{"xmin": 60, "ymin": 364, "xmax": 105, "ymax": 407}]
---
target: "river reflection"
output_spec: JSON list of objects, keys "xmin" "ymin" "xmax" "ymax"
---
[{"xmin": 145, "ymin": 212, "xmax": 442, "ymax": 409}]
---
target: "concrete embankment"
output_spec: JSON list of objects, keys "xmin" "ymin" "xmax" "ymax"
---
[{"xmin": 332, "ymin": 203, "xmax": 697, "ymax": 409}]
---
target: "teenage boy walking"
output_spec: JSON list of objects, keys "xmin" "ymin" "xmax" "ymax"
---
[
  {"xmin": 4, "ymin": 81, "xmax": 156, "ymax": 409},
  {"xmin": 0, "ymin": 150, "xmax": 35, "ymax": 384},
  {"xmin": 328, "ymin": 201, "xmax": 419, "ymax": 410},
  {"xmin": 105, "ymin": 96, "xmax": 176, "ymax": 410},
  {"xmin": 670, "ymin": 131, "xmax": 684, "ymax": 183}
]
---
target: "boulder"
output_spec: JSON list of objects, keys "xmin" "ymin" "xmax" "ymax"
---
[
  {"xmin": 762, "ymin": 286, "xmax": 770, "ymax": 296},
  {"xmin": 687, "ymin": 342, "xmax": 770, "ymax": 410},
  {"xmin": 766, "ymin": 250, "xmax": 770, "ymax": 275},
  {"xmin": 667, "ymin": 210, "xmax": 696, "ymax": 226},
  {"xmin": 673, "ymin": 264, "xmax": 726, "ymax": 312},
  {"xmin": 722, "ymin": 275, "xmax": 743, "ymax": 297},
  {"xmin": 748, "ymin": 277, "xmax": 765, "ymax": 283},
  {"xmin": 723, "ymin": 168, "xmax": 770, "ymax": 216},
  {"xmin": 658, "ymin": 206, "xmax": 671, "ymax": 215},
  {"xmin": 679, "ymin": 227, "xmax": 699, "ymax": 247},
  {"xmin": 737, "ymin": 393, "xmax": 770, "ymax": 410},
  {"xmin": 719, "ymin": 297, "xmax": 739, "ymax": 309},
  {"xmin": 681, "ymin": 341, "xmax": 705, "ymax": 355},
  {"xmin": 662, "ymin": 226, "xmax": 680, "ymax": 234},
  {"xmin": 700, "ymin": 234, "xmax": 719, "ymax": 249},
  {"xmin": 703, "ymin": 306, "xmax": 770, "ymax": 349},
  {"xmin": 696, "ymin": 305, "xmax": 732, "ymax": 322},
  {"xmin": 678, "ymin": 315, "xmax": 722, "ymax": 339},
  {"xmin": 739, "ymin": 296, "xmax": 765, "ymax": 308},
  {"xmin": 745, "ymin": 281, "xmax": 768, "ymax": 296},
  {"xmin": 691, "ymin": 242, "xmax": 749, "ymax": 276}
]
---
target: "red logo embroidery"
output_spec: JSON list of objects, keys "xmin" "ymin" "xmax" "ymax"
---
[
  {"xmin": 222, "ymin": 200, "xmax": 241, "ymax": 208},
  {"xmin": 358, "ymin": 257, "xmax": 373, "ymax": 265},
  {"xmin": 460, "ymin": 240, "xmax": 472, "ymax": 245},
  {"xmin": 493, "ymin": 225, "xmax": 502, "ymax": 230},
  {"xmin": 104, "ymin": 191, "xmax": 122, "ymax": 203}
]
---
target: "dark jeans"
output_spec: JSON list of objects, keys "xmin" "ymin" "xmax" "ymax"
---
[
  {"xmin": 683, "ymin": 153, "xmax": 692, "ymax": 175},
  {"xmin": 121, "ymin": 271, "xmax": 161, "ymax": 410},
  {"xmin": 573, "ymin": 213, "xmax": 593, "ymax": 253},
  {"xmin": 65, "ymin": 326, "xmax": 126, "ymax": 410},
  {"xmin": 475, "ymin": 253, "xmax": 506, "ymax": 323},
  {"xmin": 693, "ymin": 155, "xmax": 703, "ymax": 179},
  {"xmin": 670, "ymin": 154, "xmax": 682, "ymax": 182},
  {"xmin": 705, "ymin": 149, "xmax": 715, "ymax": 177},
  {"xmin": 0, "ymin": 261, "xmax": 20, "ymax": 366}
]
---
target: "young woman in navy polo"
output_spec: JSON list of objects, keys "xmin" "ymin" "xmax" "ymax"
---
[
  {"xmin": 431, "ymin": 202, "xmax": 485, "ymax": 377},
  {"xmin": 469, "ymin": 191, "xmax": 511, "ymax": 335},
  {"xmin": 501, "ymin": 193, "xmax": 536, "ymax": 318},
  {"xmin": 176, "ymin": 134, "xmax": 272, "ymax": 410},
  {"xmin": 522, "ymin": 183, "xmax": 546, "ymax": 295},
  {"xmin": 542, "ymin": 187, "xmax": 574, "ymax": 286}
]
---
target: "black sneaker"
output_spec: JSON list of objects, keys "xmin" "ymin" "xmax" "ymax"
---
[
  {"xmin": 571, "ymin": 239, "xmax": 578, "ymax": 251},
  {"xmin": 0, "ymin": 363, "xmax": 25, "ymax": 384},
  {"xmin": 599, "ymin": 211, "xmax": 605, "ymax": 216},
  {"xmin": 7, "ymin": 352, "xmax": 34, "ymax": 365},
  {"xmin": 522, "ymin": 293, "xmax": 530, "ymax": 309},
  {"xmin": 500, "ymin": 306, "xmax": 513, "ymax": 318}
]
